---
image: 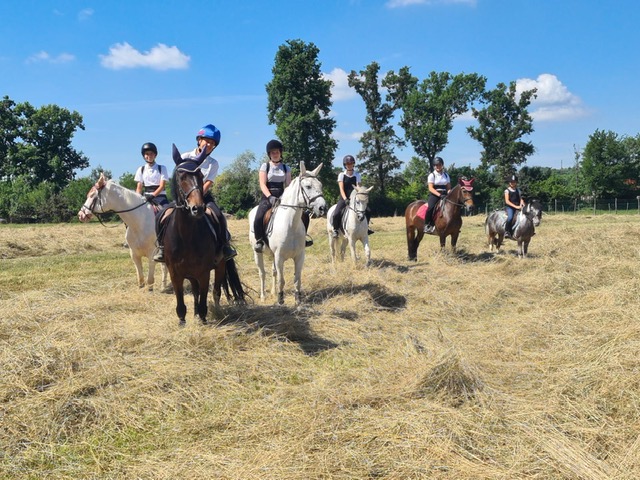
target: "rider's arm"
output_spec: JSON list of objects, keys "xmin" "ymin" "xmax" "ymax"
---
[
  {"xmin": 259, "ymin": 169, "xmax": 271, "ymax": 197},
  {"xmin": 338, "ymin": 181, "xmax": 347, "ymax": 201},
  {"xmin": 428, "ymin": 182, "xmax": 444, "ymax": 197},
  {"xmin": 150, "ymin": 180, "xmax": 166, "ymax": 197}
]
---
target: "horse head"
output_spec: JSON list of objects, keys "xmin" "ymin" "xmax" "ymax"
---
[
  {"xmin": 78, "ymin": 173, "xmax": 109, "ymax": 222},
  {"xmin": 299, "ymin": 161, "xmax": 327, "ymax": 218},
  {"xmin": 458, "ymin": 177, "xmax": 476, "ymax": 214},
  {"xmin": 171, "ymin": 143, "xmax": 206, "ymax": 218},
  {"xmin": 352, "ymin": 185, "xmax": 373, "ymax": 222},
  {"xmin": 526, "ymin": 199, "xmax": 543, "ymax": 227}
]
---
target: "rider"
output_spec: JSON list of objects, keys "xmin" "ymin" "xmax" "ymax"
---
[
  {"xmin": 331, "ymin": 154, "xmax": 373, "ymax": 237},
  {"xmin": 153, "ymin": 124, "xmax": 237, "ymax": 262},
  {"xmin": 423, "ymin": 156, "xmax": 451, "ymax": 234},
  {"xmin": 135, "ymin": 142, "xmax": 170, "ymax": 207},
  {"xmin": 253, "ymin": 139, "xmax": 312, "ymax": 252},
  {"xmin": 504, "ymin": 174, "xmax": 525, "ymax": 239}
]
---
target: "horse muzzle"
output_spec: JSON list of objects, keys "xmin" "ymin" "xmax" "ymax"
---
[{"xmin": 188, "ymin": 204, "xmax": 205, "ymax": 218}]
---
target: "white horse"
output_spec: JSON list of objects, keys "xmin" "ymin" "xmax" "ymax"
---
[
  {"xmin": 248, "ymin": 162, "xmax": 326, "ymax": 305},
  {"xmin": 78, "ymin": 173, "xmax": 168, "ymax": 291},
  {"xmin": 326, "ymin": 185, "xmax": 373, "ymax": 266},
  {"xmin": 485, "ymin": 200, "xmax": 542, "ymax": 258}
]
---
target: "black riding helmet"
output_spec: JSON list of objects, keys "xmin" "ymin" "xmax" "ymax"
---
[
  {"xmin": 433, "ymin": 156, "xmax": 444, "ymax": 167},
  {"xmin": 141, "ymin": 142, "xmax": 158, "ymax": 156},
  {"xmin": 343, "ymin": 155, "xmax": 355, "ymax": 167},
  {"xmin": 508, "ymin": 174, "xmax": 518, "ymax": 183},
  {"xmin": 266, "ymin": 139, "xmax": 283, "ymax": 157}
]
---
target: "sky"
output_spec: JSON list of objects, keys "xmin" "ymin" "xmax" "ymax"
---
[{"xmin": 2, "ymin": 0, "xmax": 639, "ymax": 180}]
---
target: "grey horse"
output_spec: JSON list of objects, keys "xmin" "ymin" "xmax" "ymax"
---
[{"xmin": 485, "ymin": 200, "xmax": 542, "ymax": 258}]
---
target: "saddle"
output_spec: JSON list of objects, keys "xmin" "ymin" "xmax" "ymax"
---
[
  {"xmin": 157, "ymin": 205, "xmax": 222, "ymax": 242},
  {"xmin": 416, "ymin": 200, "xmax": 443, "ymax": 222}
]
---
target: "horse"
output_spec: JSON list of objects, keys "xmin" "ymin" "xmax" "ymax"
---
[
  {"xmin": 78, "ymin": 173, "xmax": 168, "ymax": 292},
  {"xmin": 326, "ymin": 185, "xmax": 374, "ymax": 266},
  {"xmin": 485, "ymin": 200, "xmax": 543, "ymax": 258},
  {"xmin": 404, "ymin": 177, "xmax": 476, "ymax": 261},
  {"xmin": 248, "ymin": 162, "xmax": 326, "ymax": 305},
  {"xmin": 163, "ymin": 144, "xmax": 245, "ymax": 325}
]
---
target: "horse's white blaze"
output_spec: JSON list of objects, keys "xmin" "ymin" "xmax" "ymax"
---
[
  {"xmin": 327, "ymin": 185, "xmax": 373, "ymax": 266},
  {"xmin": 248, "ymin": 162, "xmax": 325, "ymax": 304},
  {"xmin": 77, "ymin": 173, "xmax": 168, "ymax": 291}
]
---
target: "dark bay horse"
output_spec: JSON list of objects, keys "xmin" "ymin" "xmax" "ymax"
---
[
  {"xmin": 163, "ymin": 144, "xmax": 245, "ymax": 325},
  {"xmin": 404, "ymin": 177, "xmax": 475, "ymax": 261}
]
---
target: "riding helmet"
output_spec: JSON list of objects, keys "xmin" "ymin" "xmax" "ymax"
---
[
  {"xmin": 508, "ymin": 174, "xmax": 518, "ymax": 183},
  {"xmin": 343, "ymin": 155, "xmax": 356, "ymax": 167},
  {"xmin": 140, "ymin": 142, "xmax": 158, "ymax": 156},
  {"xmin": 433, "ymin": 156, "xmax": 444, "ymax": 166},
  {"xmin": 196, "ymin": 124, "xmax": 221, "ymax": 145},
  {"xmin": 266, "ymin": 139, "xmax": 283, "ymax": 156}
]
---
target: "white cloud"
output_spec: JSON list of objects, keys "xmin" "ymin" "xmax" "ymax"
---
[
  {"xmin": 386, "ymin": 0, "xmax": 476, "ymax": 8},
  {"xmin": 26, "ymin": 51, "xmax": 75, "ymax": 64},
  {"xmin": 516, "ymin": 73, "xmax": 589, "ymax": 121},
  {"xmin": 333, "ymin": 130, "xmax": 363, "ymax": 141},
  {"xmin": 100, "ymin": 42, "xmax": 190, "ymax": 71},
  {"xmin": 323, "ymin": 68, "xmax": 357, "ymax": 101},
  {"xmin": 78, "ymin": 8, "xmax": 94, "ymax": 21}
]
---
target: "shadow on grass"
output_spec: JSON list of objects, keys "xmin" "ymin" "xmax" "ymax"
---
[
  {"xmin": 215, "ymin": 303, "xmax": 339, "ymax": 356},
  {"xmin": 305, "ymin": 282, "xmax": 407, "ymax": 311}
]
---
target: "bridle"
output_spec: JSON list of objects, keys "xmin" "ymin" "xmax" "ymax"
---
[
  {"xmin": 80, "ymin": 181, "xmax": 148, "ymax": 226},
  {"xmin": 174, "ymin": 166, "xmax": 204, "ymax": 215},
  {"xmin": 278, "ymin": 174, "xmax": 324, "ymax": 213},
  {"xmin": 443, "ymin": 185, "xmax": 474, "ymax": 209},
  {"xmin": 348, "ymin": 191, "xmax": 369, "ymax": 220}
]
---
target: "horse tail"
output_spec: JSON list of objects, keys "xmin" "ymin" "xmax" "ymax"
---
[{"xmin": 223, "ymin": 257, "xmax": 246, "ymax": 304}]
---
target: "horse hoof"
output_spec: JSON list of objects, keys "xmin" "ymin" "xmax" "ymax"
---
[{"xmin": 178, "ymin": 319, "xmax": 186, "ymax": 327}]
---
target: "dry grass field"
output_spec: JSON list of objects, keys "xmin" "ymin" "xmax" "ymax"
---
[{"xmin": 1, "ymin": 213, "xmax": 640, "ymax": 479}]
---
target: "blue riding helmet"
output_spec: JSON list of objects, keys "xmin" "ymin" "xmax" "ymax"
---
[{"xmin": 196, "ymin": 124, "xmax": 221, "ymax": 145}]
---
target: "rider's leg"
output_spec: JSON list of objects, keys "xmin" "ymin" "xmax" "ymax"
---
[
  {"xmin": 332, "ymin": 199, "xmax": 346, "ymax": 237},
  {"xmin": 253, "ymin": 199, "xmax": 270, "ymax": 252},
  {"xmin": 153, "ymin": 206, "xmax": 169, "ymax": 262},
  {"xmin": 207, "ymin": 200, "xmax": 237, "ymax": 260},
  {"xmin": 505, "ymin": 207, "xmax": 515, "ymax": 238},
  {"xmin": 365, "ymin": 207, "xmax": 374, "ymax": 235},
  {"xmin": 423, "ymin": 195, "xmax": 438, "ymax": 233},
  {"xmin": 301, "ymin": 211, "xmax": 312, "ymax": 247}
]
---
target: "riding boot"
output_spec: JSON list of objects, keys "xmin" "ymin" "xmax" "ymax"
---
[
  {"xmin": 153, "ymin": 242, "xmax": 164, "ymax": 262},
  {"xmin": 423, "ymin": 224, "xmax": 436, "ymax": 235},
  {"xmin": 305, "ymin": 235, "xmax": 313, "ymax": 247},
  {"xmin": 222, "ymin": 229, "xmax": 237, "ymax": 260},
  {"xmin": 253, "ymin": 239, "xmax": 264, "ymax": 253}
]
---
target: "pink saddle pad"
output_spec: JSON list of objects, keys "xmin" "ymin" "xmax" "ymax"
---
[{"xmin": 417, "ymin": 203, "xmax": 429, "ymax": 220}]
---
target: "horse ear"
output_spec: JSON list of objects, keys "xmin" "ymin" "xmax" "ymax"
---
[
  {"xmin": 172, "ymin": 144, "xmax": 182, "ymax": 165},
  {"xmin": 365, "ymin": 186, "xmax": 374, "ymax": 193},
  {"xmin": 299, "ymin": 161, "xmax": 307, "ymax": 176},
  {"xmin": 310, "ymin": 163, "xmax": 323, "ymax": 177},
  {"xmin": 194, "ymin": 145, "xmax": 209, "ymax": 165}
]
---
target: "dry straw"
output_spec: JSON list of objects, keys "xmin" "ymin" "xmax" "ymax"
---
[{"xmin": 1, "ymin": 213, "xmax": 640, "ymax": 479}]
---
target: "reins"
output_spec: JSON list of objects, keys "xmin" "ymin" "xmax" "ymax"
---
[{"xmin": 83, "ymin": 182, "xmax": 150, "ymax": 227}]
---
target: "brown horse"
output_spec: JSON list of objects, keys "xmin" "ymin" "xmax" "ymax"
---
[
  {"xmin": 163, "ymin": 144, "xmax": 245, "ymax": 325},
  {"xmin": 404, "ymin": 177, "xmax": 475, "ymax": 261}
]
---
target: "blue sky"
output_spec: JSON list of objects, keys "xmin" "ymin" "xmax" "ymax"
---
[{"xmin": 2, "ymin": 0, "xmax": 639, "ymax": 180}]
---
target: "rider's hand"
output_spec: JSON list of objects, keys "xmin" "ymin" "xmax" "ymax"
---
[
  {"xmin": 144, "ymin": 193, "xmax": 155, "ymax": 202},
  {"xmin": 268, "ymin": 195, "xmax": 277, "ymax": 206}
]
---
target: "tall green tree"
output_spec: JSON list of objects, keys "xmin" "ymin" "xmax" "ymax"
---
[
  {"xmin": 212, "ymin": 150, "xmax": 260, "ymax": 218},
  {"xmin": 348, "ymin": 62, "xmax": 403, "ymax": 198},
  {"xmin": 467, "ymin": 81, "xmax": 536, "ymax": 183},
  {"xmin": 384, "ymin": 69, "xmax": 486, "ymax": 171},
  {"xmin": 581, "ymin": 129, "xmax": 635, "ymax": 198},
  {"xmin": 266, "ymin": 39, "xmax": 337, "ymax": 187},
  {"xmin": 3, "ymin": 100, "xmax": 88, "ymax": 190},
  {"xmin": 0, "ymin": 96, "xmax": 20, "ymax": 178}
]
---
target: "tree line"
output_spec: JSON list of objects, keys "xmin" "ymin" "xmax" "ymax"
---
[{"xmin": 2, "ymin": 39, "xmax": 639, "ymax": 223}]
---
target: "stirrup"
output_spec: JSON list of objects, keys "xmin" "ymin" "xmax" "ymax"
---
[
  {"xmin": 331, "ymin": 230, "xmax": 339, "ymax": 238},
  {"xmin": 367, "ymin": 229, "xmax": 374, "ymax": 235},
  {"xmin": 153, "ymin": 246, "xmax": 165, "ymax": 263},
  {"xmin": 253, "ymin": 240, "xmax": 264, "ymax": 253},
  {"xmin": 305, "ymin": 237, "xmax": 313, "ymax": 248},
  {"xmin": 423, "ymin": 224, "xmax": 435, "ymax": 234},
  {"xmin": 223, "ymin": 245, "xmax": 237, "ymax": 261}
]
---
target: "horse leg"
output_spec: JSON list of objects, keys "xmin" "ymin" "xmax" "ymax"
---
[
  {"xmin": 329, "ymin": 235, "xmax": 337, "ymax": 266},
  {"xmin": 160, "ymin": 264, "xmax": 169, "ymax": 291},
  {"xmin": 131, "ymin": 253, "xmax": 145, "ymax": 289},
  {"xmin": 254, "ymin": 251, "xmax": 267, "ymax": 301},
  {"xmin": 450, "ymin": 232, "xmax": 460, "ymax": 253},
  {"xmin": 362, "ymin": 236, "xmax": 371, "ymax": 266},
  {"xmin": 147, "ymin": 257, "xmax": 155, "ymax": 292},
  {"xmin": 211, "ymin": 265, "xmax": 222, "ymax": 311},
  {"xmin": 406, "ymin": 226, "xmax": 419, "ymax": 261},
  {"xmin": 292, "ymin": 252, "xmax": 305, "ymax": 305},
  {"xmin": 348, "ymin": 236, "xmax": 358, "ymax": 264},
  {"xmin": 523, "ymin": 239, "xmax": 530, "ymax": 258},
  {"xmin": 172, "ymin": 277, "xmax": 187, "ymax": 326},
  {"xmin": 275, "ymin": 256, "xmax": 286, "ymax": 305},
  {"xmin": 340, "ymin": 237, "xmax": 347, "ymax": 262}
]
